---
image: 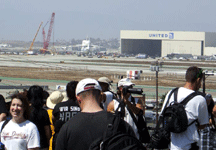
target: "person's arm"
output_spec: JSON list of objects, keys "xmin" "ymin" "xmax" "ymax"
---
[
  {"xmin": 107, "ymin": 100, "xmax": 115, "ymax": 113},
  {"xmin": 124, "ymin": 97, "xmax": 142, "ymax": 115},
  {"xmin": 55, "ymin": 124, "xmax": 68, "ymax": 150},
  {"xmin": 52, "ymin": 115, "xmax": 56, "ymax": 126},
  {"xmin": 136, "ymin": 98, "xmax": 144, "ymax": 110},
  {"xmin": 44, "ymin": 125, "xmax": 52, "ymax": 146},
  {"xmin": 0, "ymin": 113, "xmax": 7, "ymax": 122},
  {"xmin": 28, "ymin": 148, "xmax": 39, "ymax": 150},
  {"xmin": 198, "ymin": 124, "xmax": 208, "ymax": 130}
]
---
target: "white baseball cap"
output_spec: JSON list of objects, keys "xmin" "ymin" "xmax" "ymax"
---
[
  {"xmin": 76, "ymin": 78, "xmax": 102, "ymax": 95},
  {"xmin": 118, "ymin": 78, "xmax": 135, "ymax": 87}
]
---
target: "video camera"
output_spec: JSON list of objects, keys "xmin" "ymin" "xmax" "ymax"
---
[{"xmin": 122, "ymin": 86, "xmax": 143, "ymax": 95}]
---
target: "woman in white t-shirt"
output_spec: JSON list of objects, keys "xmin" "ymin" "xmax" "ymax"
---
[{"xmin": 0, "ymin": 93, "xmax": 40, "ymax": 150}]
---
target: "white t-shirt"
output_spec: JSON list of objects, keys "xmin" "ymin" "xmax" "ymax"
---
[
  {"xmin": 103, "ymin": 91, "xmax": 114, "ymax": 111},
  {"xmin": 161, "ymin": 87, "xmax": 209, "ymax": 150},
  {"xmin": 0, "ymin": 120, "xmax": 40, "ymax": 150},
  {"xmin": 113, "ymin": 97, "xmax": 139, "ymax": 139}
]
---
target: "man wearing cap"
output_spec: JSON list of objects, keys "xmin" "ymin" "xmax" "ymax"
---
[
  {"xmin": 107, "ymin": 78, "xmax": 144, "ymax": 139},
  {"xmin": 55, "ymin": 78, "xmax": 135, "ymax": 150},
  {"xmin": 52, "ymin": 81, "xmax": 80, "ymax": 150},
  {"xmin": 98, "ymin": 77, "xmax": 116, "ymax": 110}
]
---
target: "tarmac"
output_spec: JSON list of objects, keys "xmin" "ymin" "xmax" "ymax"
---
[{"xmin": 1, "ymin": 54, "xmax": 216, "ymax": 99}]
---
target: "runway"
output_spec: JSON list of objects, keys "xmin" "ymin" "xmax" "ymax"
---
[{"xmin": 0, "ymin": 54, "xmax": 216, "ymax": 99}]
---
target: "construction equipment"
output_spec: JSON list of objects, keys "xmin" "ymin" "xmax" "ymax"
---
[
  {"xmin": 40, "ymin": 12, "xmax": 55, "ymax": 54},
  {"xmin": 29, "ymin": 22, "xmax": 43, "ymax": 51}
]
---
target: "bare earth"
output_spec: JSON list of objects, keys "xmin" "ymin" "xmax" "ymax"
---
[{"xmin": 1, "ymin": 66, "xmax": 216, "ymax": 90}]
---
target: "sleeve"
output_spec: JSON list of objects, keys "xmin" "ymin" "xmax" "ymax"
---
[
  {"xmin": 27, "ymin": 124, "xmax": 40, "ymax": 149},
  {"xmin": 197, "ymin": 96, "xmax": 209, "ymax": 125},
  {"xmin": 55, "ymin": 124, "xmax": 68, "ymax": 150}
]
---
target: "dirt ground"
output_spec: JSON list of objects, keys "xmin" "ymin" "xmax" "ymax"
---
[{"xmin": 1, "ymin": 66, "xmax": 215, "ymax": 90}]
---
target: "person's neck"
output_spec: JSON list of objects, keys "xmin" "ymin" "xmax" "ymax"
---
[
  {"xmin": 81, "ymin": 100, "xmax": 103, "ymax": 113},
  {"xmin": 184, "ymin": 82, "xmax": 195, "ymax": 91},
  {"xmin": 12, "ymin": 117, "xmax": 26, "ymax": 124}
]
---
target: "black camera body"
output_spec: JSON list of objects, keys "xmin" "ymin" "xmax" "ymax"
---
[{"xmin": 122, "ymin": 86, "xmax": 143, "ymax": 95}]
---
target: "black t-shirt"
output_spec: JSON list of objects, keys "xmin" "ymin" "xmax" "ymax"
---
[
  {"xmin": 53, "ymin": 100, "xmax": 80, "ymax": 133},
  {"xmin": 55, "ymin": 111, "xmax": 135, "ymax": 150},
  {"xmin": 0, "ymin": 97, "xmax": 7, "ymax": 114},
  {"xmin": 29, "ymin": 107, "xmax": 51, "ymax": 148}
]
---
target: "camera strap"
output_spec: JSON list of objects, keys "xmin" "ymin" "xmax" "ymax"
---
[
  {"xmin": 115, "ymin": 99, "xmax": 126, "ymax": 118},
  {"xmin": 130, "ymin": 96, "xmax": 135, "ymax": 105}
]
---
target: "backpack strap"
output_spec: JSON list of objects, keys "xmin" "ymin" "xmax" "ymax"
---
[
  {"xmin": 0, "ymin": 119, "xmax": 10, "ymax": 143},
  {"xmin": 103, "ymin": 112, "xmax": 121, "ymax": 140},
  {"xmin": 115, "ymin": 99, "xmax": 125, "ymax": 118},
  {"xmin": 180, "ymin": 92, "xmax": 201, "ymax": 105},
  {"xmin": 1, "ymin": 119, "xmax": 9, "ymax": 132},
  {"xmin": 156, "ymin": 87, "xmax": 179, "ymax": 130},
  {"xmin": 164, "ymin": 87, "xmax": 179, "ymax": 109},
  {"xmin": 174, "ymin": 88, "xmax": 178, "ymax": 102},
  {"xmin": 180, "ymin": 92, "xmax": 203, "ymax": 127}
]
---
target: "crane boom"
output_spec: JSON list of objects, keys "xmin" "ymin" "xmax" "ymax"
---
[
  {"xmin": 43, "ymin": 12, "xmax": 55, "ymax": 50},
  {"xmin": 29, "ymin": 22, "xmax": 43, "ymax": 51}
]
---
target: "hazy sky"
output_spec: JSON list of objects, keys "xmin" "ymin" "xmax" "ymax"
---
[{"xmin": 0, "ymin": 0, "xmax": 215, "ymax": 41}]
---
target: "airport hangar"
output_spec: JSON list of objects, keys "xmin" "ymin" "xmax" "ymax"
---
[{"xmin": 120, "ymin": 30, "xmax": 216, "ymax": 57}]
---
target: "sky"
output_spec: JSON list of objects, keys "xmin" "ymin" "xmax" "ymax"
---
[{"xmin": 0, "ymin": 0, "xmax": 216, "ymax": 42}]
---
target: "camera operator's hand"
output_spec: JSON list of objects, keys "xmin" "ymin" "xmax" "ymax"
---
[{"xmin": 122, "ymin": 93, "xmax": 131, "ymax": 103}]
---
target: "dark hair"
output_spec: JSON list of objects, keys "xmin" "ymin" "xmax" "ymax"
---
[
  {"xmin": 42, "ymin": 90, "xmax": 50, "ymax": 104},
  {"xmin": 66, "ymin": 81, "xmax": 78, "ymax": 101},
  {"xmin": 185, "ymin": 66, "xmax": 203, "ymax": 83},
  {"xmin": 11, "ymin": 93, "xmax": 30, "ymax": 120},
  {"xmin": 208, "ymin": 99, "xmax": 215, "ymax": 114},
  {"xmin": 27, "ymin": 85, "xmax": 44, "ymax": 108},
  {"xmin": 0, "ymin": 94, "xmax": 5, "ymax": 102}
]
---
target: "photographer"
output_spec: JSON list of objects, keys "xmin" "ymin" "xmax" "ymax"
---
[
  {"xmin": 98, "ymin": 77, "xmax": 116, "ymax": 111},
  {"xmin": 107, "ymin": 78, "xmax": 144, "ymax": 139}
]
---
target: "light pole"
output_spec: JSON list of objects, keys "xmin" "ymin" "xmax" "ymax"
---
[
  {"xmin": 203, "ymin": 71, "xmax": 214, "ymax": 94},
  {"xmin": 150, "ymin": 60, "xmax": 163, "ymax": 124}
]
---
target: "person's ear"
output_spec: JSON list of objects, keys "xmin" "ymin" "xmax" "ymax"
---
[
  {"xmin": 197, "ymin": 77, "xmax": 201, "ymax": 83},
  {"xmin": 76, "ymin": 95, "xmax": 81, "ymax": 104}
]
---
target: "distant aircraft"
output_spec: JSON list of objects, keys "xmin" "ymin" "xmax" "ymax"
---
[{"xmin": 135, "ymin": 53, "xmax": 147, "ymax": 59}]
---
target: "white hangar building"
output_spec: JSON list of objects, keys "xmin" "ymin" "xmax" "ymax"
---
[{"xmin": 120, "ymin": 30, "xmax": 216, "ymax": 57}]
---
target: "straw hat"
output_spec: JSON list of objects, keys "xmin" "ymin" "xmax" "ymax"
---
[
  {"xmin": 46, "ymin": 91, "xmax": 64, "ymax": 109},
  {"xmin": 62, "ymin": 92, "xmax": 69, "ymax": 102}
]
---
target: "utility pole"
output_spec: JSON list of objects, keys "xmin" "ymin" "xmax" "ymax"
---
[
  {"xmin": 150, "ymin": 60, "xmax": 163, "ymax": 124},
  {"xmin": 203, "ymin": 71, "xmax": 214, "ymax": 94}
]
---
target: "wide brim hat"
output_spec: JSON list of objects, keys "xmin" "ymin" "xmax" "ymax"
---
[
  {"xmin": 62, "ymin": 92, "xmax": 68, "ymax": 102},
  {"xmin": 98, "ymin": 77, "xmax": 114, "ymax": 91},
  {"xmin": 46, "ymin": 91, "xmax": 64, "ymax": 109}
]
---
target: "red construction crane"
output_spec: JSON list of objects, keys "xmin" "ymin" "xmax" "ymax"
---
[{"xmin": 40, "ymin": 12, "xmax": 55, "ymax": 54}]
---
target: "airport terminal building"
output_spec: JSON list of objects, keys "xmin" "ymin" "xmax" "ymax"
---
[{"xmin": 120, "ymin": 30, "xmax": 216, "ymax": 57}]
